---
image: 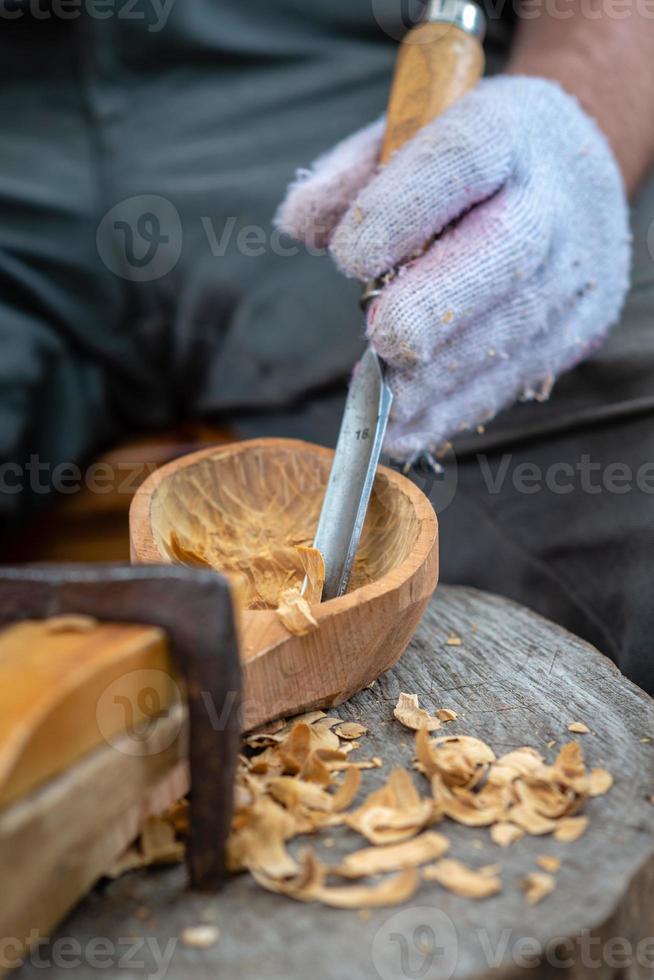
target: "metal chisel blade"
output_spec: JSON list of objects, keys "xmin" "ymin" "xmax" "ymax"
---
[{"xmin": 312, "ymin": 347, "xmax": 393, "ymax": 601}]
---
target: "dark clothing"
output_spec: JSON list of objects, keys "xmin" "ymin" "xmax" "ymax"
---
[
  {"xmin": 0, "ymin": 0, "xmax": 514, "ymax": 490},
  {"xmin": 0, "ymin": 2, "xmax": 653, "ymax": 692},
  {"xmin": 438, "ymin": 164, "xmax": 654, "ymax": 696}
]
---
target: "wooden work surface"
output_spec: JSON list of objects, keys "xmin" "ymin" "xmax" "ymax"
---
[{"xmin": 14, "ymin": 587, "xmax": 654, "ymax": 980}]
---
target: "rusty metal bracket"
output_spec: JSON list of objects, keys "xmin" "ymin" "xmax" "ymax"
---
[{"xmin": 0, "ymin": 563, "xmax": 241, "ymax": 891}]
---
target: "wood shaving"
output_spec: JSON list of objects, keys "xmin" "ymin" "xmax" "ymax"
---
[
  {"xmin": 276, "ymin": 588, "xmax": 318, "ymax": 636},
  {"xmin": 417, "ymin": 730, "xmax": 495, "ymax": 787},
  {"xmin": 335, "ymin": 722, "xmax": 368, "ymax": 740},
  {"xmin": 587, "ymin": 768, "xmax": 613, "ymax": 796},
  {"xmin": 227, "ymin": 796, "xmax": 298, "ymax": 876},
  {"xmin": 268, "ymin": 777, "xmax": 333, "ymax": 812},
  {"xmin": 313, "ymin": 869, "xmax": 419, "ymax": 909},
  {"xmin": 393, "ymin": 693, "xmax": 441, "ymax": 732},
  {"xmin": 141, "ymin": 815, "xmax": 186, "ymax": 864},
  {"xmin": 179, "ymin": 926, "xmax": 220, "ymax": 949},
  {"xmin": 553, "ymin": 816, "xmax": 589, "ymax": 842},
  {"xmin": 436, "ymin": 709, "xmax": 458, "ymax": 722},
  {"xmin": 508, "ymin": 804, "xmax": 559, "ymax": 836},
  {"xmin": 488, "ymin": 748, "xmax": 542, "ymax": 785},
  {"xmin": 168, "ymin": 532, "xmax": 326, "ymax": 612},
  {"xmin": 446, "ymin": 634, "xmax": 462, "ymax": 646},
  {"xmin": 536, "ymin": 855, "xmax": 561, "ymax": 873},
  {"xmin": 335, "ymin": 832, "xmax": 450, "ymax": 879},
  {"xmin": 423, "ymin": 858, "xmax": 502, "ymax": 899},
  {"xmin": 253, "ymin": 848, "xmax": 419, "ymax": 909},
  {"xmin": 105, "ymin": 815, "xmax": 184, "ymax": 877},
  {"xmin": 416, "ymin": 730, "xmax": 610, "ymax": 846},
  {"xmin": 568, "ymin": 722, "xmax": 590, "ymax": 734},
  {"xmin": 521, "ymin": 871, "xmax": 556, "ymax": 904},
  {"xmin": 491, "ymin": 823, "xmax": 524, "ymax": 847},
  {"xmin": 43, "ymin": 614, "xmax": 98, "ymax": 634},
  {"xmin": 347, "ymin": 769, "xmax": 435, "ymax": 845},
  {"xmin": 109, "ymin": 699, "xmax": 613, "ymax": 914},
  {"xmin": 331, "ymin": 767, "xmax": 361, "ymax": 811},
  {"xmin": 274, "ymin": 547, "xmax": 326, "ymax": 634}
]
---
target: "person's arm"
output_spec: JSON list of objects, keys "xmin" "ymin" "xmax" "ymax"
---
[{"xmin": 507, "ymin": 4, "xmax": 654, "ymax": 196}]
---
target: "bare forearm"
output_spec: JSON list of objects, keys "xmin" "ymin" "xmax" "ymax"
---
[{"xmin": 507, "ymin": 3, "xmax": 654, "ymax": 195}]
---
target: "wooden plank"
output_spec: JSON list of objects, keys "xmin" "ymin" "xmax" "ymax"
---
[
  {"xmin": 14, "ymin": 587, "xmax": 651, "ymax": 980},
  {"xmin": 0, "ymin": 708, "xmax": 188, "ymax": 977},
  {"xmin": 0, "ymin": 620, "xmax": 177, "ymax": 808}
]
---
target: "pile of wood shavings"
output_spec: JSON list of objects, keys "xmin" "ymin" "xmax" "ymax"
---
[
  {"xmin": 116, "ymin": 698, "xmax": 613, "ymax": 909},
  {"xmin": 169, "ymin": 534, "xmax": 324, "ymax": 636}
]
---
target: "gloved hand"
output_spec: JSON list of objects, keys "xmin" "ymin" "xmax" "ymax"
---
[{"xmin": 276, "ymin": 75, "xmax": 631, "ymax": 458}]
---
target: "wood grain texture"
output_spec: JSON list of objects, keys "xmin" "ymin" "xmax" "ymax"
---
[
  {"xmin": 129, "ymin": 438, "xmax": 439, "ymax": 730},
  {"xmin": 0, "ymin": 564, "xmax": 242, "ymax": 892},
  {"xmin": 380, "ymin": 23, "xmax": 484, "ymax": 163},
  {"xmin": 0, "ymin": 710, "xmax": 189, "ymax": 977},
  {"xmin": 17, "ymin": 587, "xmax": 652, "ymax": 980},
  {"xmin": 0, "ymin": 620, "xmax": 174, "ymax": 808}
]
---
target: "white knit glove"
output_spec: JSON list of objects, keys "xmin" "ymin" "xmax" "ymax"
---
[{"xmin": 276, "ymin": 75, "xmax": 631, "ymax": 458}]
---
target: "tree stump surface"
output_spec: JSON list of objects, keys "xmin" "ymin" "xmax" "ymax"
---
[{"xmin": 15, "ymin": 587, "xmax": 654, "ymax": 980}]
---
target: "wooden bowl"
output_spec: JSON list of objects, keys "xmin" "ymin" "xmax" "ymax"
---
[{"xmin": 130, "ymin": 438, "xmax": 438, "ymax": 730}]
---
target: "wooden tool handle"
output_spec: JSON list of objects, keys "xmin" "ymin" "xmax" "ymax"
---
[{"xmin": 380, "ymin": 21, "xmax": 485, "ymax": 164}]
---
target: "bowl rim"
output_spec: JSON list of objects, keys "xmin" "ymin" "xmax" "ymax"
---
[{"xmin": 129, "ymin": 436, "xmax": 438, "ymax": 614}]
